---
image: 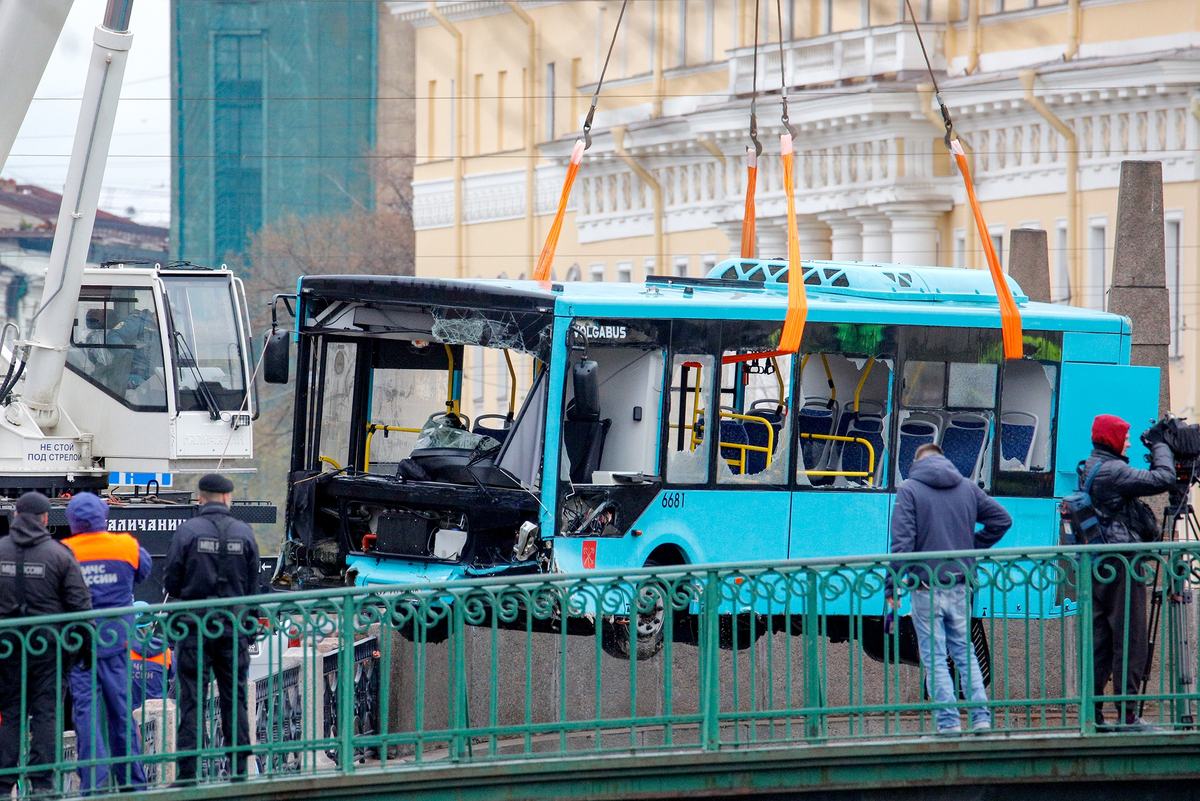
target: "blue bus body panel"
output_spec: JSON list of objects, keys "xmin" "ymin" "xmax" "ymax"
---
[
  {"xmin": 1062, "ymin": 331, "xmax": 1122, "ymax": 363},
  {"xmin": 1054, "ymin": 362, "xmax": 1160, "ymax": 496},
  {"xmin": 349, "ymin": 554, "xmax": 466, "ymax": 585}
]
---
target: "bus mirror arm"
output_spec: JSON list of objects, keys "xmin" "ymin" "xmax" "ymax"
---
[{"xmin": 269, "ymin": 294, "xmax": 297, "ymax": 330}]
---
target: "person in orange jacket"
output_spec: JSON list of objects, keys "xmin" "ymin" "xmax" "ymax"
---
[{"xmin": 63, "ymin": 492, "xmax": 151, "ymax": 793}]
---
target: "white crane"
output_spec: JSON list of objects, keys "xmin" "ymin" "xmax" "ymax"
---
[{"xmin": 0, "ymin": 0, "xmax": 272, "ymax": 573}]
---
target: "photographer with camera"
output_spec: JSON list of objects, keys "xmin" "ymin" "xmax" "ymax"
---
[{"xmin": 1078, "ymin": 414, "xmax": 1174, "ymax": 730}]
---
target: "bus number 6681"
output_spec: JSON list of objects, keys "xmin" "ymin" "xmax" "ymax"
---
[{"xmin": 661, "ymin": 492, "xmax": 685, "ymax": 509}]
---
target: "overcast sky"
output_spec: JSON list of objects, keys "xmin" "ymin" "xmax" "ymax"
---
[{"xmin": 2, "ymin": 0, "xmax": 170, "ymax": 227}]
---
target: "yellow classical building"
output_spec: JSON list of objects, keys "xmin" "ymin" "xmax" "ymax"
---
[{"xmin": 387, "ymin": 0, "xmax": 1200, "ymax": 420}]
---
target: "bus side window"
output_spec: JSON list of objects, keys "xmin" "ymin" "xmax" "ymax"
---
[
  {"xmin": 716, "ymin": 351, "xmax": 793, "ymax": 484},
  {"xmin": 993, "ymin": 340, "xmax": 1060, "ymax": 497},
  {"xmin": 317, "ymin": 341, "xmax": 358, "ymax": 472},
  {"xmin": 665, "ymin": 353, "xmax": 714, "ymax": 485},
  {"xmin": 898, "ymin": 359, "xmax": 998, "ymax": 488},
  {"xmin": 796, "ymin": 353, "xmax": 891, "ymax": 490}
]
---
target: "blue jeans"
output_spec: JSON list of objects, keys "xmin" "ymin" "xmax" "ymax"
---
[{"xmin": 910, "ymin": 586, "xmax": 989, "ymax": 731}]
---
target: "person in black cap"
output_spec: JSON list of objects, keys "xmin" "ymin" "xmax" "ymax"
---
[
  {"xmin": 162, "ymin": 474, "xmax": 259, "ymax": 783},
  {"xmin": 0, "ymin": 492, "xmax": 92, "ymax": 796}
]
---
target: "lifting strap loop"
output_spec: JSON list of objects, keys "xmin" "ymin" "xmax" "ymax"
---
[
  {"xmin": 532, "ymin": 0, "xmax": 627, "ymax": 282},
  {"xmin": 951, "ymin": 138, "xmax": 1024, "ymax": 359},
  {"xmin": 778, "ymin": 132, "xmax": 807, "ymax": 354},
  {"xmin": 904, "ymin": 0, "xmax": 1022, "ymax": 359}
]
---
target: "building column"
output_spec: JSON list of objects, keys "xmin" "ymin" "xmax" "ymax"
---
[
  {"xmin": 756, "ymin": 224, "xmax": 789, "ymax": 261},
  {"xmin": 795, "ymin": 217, "xmax": 832, "ymax": 261},
  {"xmin": 883, "ymin": 203, "xmax": 947, "ymax": 267},
  {"xmin": 818, "ymin": 212, "xmax": 862, "ymax": 262},
  {"xmin": 850, "ymin": 210, "xmax": 892, "ymax": 264},
  {"xmin": 714, "ymin": 220, "xmax": 745, "ymax": 257}
]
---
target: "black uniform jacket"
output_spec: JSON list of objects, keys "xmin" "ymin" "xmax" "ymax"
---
[
  {"xmin": 163, "ymin": 503, "xmax": 260, "ymax": 601},
  {"xmin": 0, "ymin": 513, "xmax": 92, "ymax": 618},
  {"xmin": 1079, "ymin": 442, "xmax": 1175, "ymax": 543}
]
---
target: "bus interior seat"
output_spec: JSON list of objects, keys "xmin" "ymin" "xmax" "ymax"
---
[
  {"xmin": 840, "ymin": 415, "xmax": 886, "ymax": 486},
  {"xmin": 1000, "ymin": 411, "xmax": 1038, "ymax": 470},
  {"xmin": 472, "ymin": 413, "xmax": 513, "ymax": 444},
  {"xmin": 832, "ymin": 399, "xmax": 885, "ymax": 465},
  {"xmin": 941, "ymin": 414, "xmax": 990, "ymax": 482},
  {"xmin": 719, "ymin": 418, "xmax": 750, "ymax": 475},
  {"xmin": 798, "ymin": 400, "xmax": 839, "ymax": 474},
  {"xmin": 742, "ymin": 416, "xmax": 773, "ymax": 474},
  {"xmin": 566, "ymin": 398, "xmax": 614, "ymax": 482},
  {"xmin": 897, "ymin": 420, "xmax": 938, "ymax": 480}
]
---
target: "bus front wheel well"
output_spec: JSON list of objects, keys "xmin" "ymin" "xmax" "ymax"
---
[{"xmin": 646, "ymin": 544, "xmax": 687, "ymax": 567}]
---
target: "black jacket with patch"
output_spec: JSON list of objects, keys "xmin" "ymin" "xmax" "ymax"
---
[
  {"xmin": 163, "ymin": 503, "xmax": 260, "ymax": 600},
  {"xmin": 0, "ymin": 513, "xmax": 92, "ymax": 618}
]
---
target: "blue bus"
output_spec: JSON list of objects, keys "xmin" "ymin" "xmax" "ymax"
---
[{"xmin": 269, "ymin": 258, "xmax": 1159, "ymax": 659}]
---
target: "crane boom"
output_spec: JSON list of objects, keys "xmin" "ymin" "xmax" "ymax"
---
[
  {"xmin": 7, "ymin": 0, "xmax": 134, "ymax": 430},
  {"xmin": 0, "ymin": 0, "xmax": 75, "ymax": 172}
]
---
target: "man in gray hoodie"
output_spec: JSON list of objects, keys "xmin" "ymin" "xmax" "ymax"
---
[
  {"xmin": 886, "ymin": 443, "xmax": 1012, "ymax": 734},
  {"xmin": 0, "ymin": 492, "xmax": 93, "ymax": 795}
]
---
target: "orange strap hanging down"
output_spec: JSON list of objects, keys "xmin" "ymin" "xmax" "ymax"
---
[
  {"xmin": 778, "ymin": 133, "xmax": 808, "ymax": 354},
  {"xmin": 741, "ymin": 147, "xmax": 758, "ymax": 258},
  {"xmin": 532, "ymin": 139, "xmax": 585, "ymax": 281},
  {"xmin": 951, "ymin": 139, "xmax": 1024, "ymax": 359}
]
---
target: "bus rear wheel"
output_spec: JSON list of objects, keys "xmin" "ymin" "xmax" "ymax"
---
[{"xmin": 602, "ymin": 558, "xmax": 667, "ymax": 661}]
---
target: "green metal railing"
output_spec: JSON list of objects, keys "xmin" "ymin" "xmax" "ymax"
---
[{"xmin": 1, "ymin": 541, "xmax": 1197, "ymax": 797}]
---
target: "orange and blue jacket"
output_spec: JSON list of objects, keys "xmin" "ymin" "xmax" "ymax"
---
[{"xmin": 63, "ymin": 530, "xmax": 152, "ymax": 657}]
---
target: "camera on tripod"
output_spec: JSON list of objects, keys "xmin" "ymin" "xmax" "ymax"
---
[{"xmin": 1144, "ymin": 415, "xmax": 1200, "ymax": 493}]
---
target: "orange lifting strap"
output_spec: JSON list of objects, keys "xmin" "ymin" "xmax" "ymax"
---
[
  {"xmin": 951, "ymin": 139, "xmax": 1023, "ymax": 360},
  {"xmin": 532, "ymin": 0, "xmax": 627, "ymax": 283},
  {"xmin": 532, "ymin": 138, "xmax": 584, "ymax": 282},
  {"xmin": 778, "ymin": 133, "xmax": 807, "ymax": 354},
  {"xmin": 741, "ymin": 147, "xmax": 758, "ymax": 259}
]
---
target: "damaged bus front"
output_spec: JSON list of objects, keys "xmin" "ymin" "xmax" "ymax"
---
[{"xmin": 273, "ymin": 277, "xmax": 561, "ymax": 589}]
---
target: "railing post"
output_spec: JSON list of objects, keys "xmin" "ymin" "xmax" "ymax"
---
[
  {"xmin": 449, "ymin": 594, "xmax": 469, "ymax": 761},
  {"xmin": 804, "ymin": 567, "xmax": 823, "ymax": 742},
  {"xmin": 338, "ymin": 594, "xmax": 356, "ymax": 773},
  {"xmin": 1078, "ymin": 552, "xmax": 1095, "ymax": 735},
  {"xmin": 699, "ymin": 571, "xmax": 720, "ymax": 751}
]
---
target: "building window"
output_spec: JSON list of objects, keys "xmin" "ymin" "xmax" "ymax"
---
[
  {"xmin": 1087, "ymin": 219, "xmax": 1107, "ymax": 311},
  {"xmin": 953, "ymin": 228, "xmax": 966, "ymax": 269},
  {"xmin": 497, "ymin": 71, "xmax": 506, "ymax": 151},
  {"xmin": 565, "ymin": 264, "xmax": 582, "ymax": 281},
  {"xmin": 1053, "ymin": 220, "xmax": 1070, "ymax": 304},
  {"xmin": 589, "ymin": 262, "xmax": 606, "ymax": 282},
  {"xmin": 616, "ymin": 261, "xmax": 633, "ymax": 282},
  {"xmin": 213, "ymin": 33, "xmax": 263, "ymax": 258},
  {"xmin": 701, "ymin": 253, "xmax": 718, "ymax": 276},
  {"xmin": 674, "ymin": 256, "xmax": 690, "ymax": 277},
  {"xmin": 704, "ymin": 0, "xmax": 715, "ymax": 61},
  {"xmin": 677, "ymin": 0, "xmax": 688, "ymax": 67},
  {"xmin": 988, "ymin": 225, "xmax": 1004, "ymax": 273},
  {"xmin": 427, "ymin": 80, "xmax": 437, "ymax": 161},
  {"xmin": 645, "ymin": 257, "xmax": 657, "ymax": 277},
  {"xmin": 1167, "ymin": 217, "xmax": 1183, "ymax": 358},
  {"xmin": 545, "ymin": 62, "xmax": 556, "ymax": 141}
]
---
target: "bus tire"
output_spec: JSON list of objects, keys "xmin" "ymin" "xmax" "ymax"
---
[{"xmin": 602, "ymin": 558, "xmax": 667, "ymax": 661}]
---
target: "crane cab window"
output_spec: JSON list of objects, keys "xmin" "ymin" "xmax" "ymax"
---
[
  {"xmin": 161, "ymin": 275, "xmax": 248, "ymax": 413},
  {"xmin": 66, "ymin": 286, "xmax": 167, "ymax": 412},
  {"xmin": 795, "ymin": 323, "xmax": 896, "ymax": 490}
]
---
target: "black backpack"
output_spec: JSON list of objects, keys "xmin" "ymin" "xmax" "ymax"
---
[{"xmin": 1061, "ymin": 461, "xmax": 1106, "ymax": 545}]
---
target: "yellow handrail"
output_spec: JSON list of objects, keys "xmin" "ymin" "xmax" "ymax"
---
[
  {"xmin": 853, "ymin": 359, "xmax": 875, "ymax": 413},
  {"xmin": 318, "ymin": 456, "xmax": 342, "ymax": 471},
  {"xmin": 769, "ymin": 356, "xmax": 785, "ymax": 409},
  {"xmin": 717, "ymin": 411, "xmax": 775, "ymax": 475},
  {"xmin": 364, "ymin": 423, "xmax": 421, "ymax": 472},
  {"xmin": 503, "ymin": 349, "xmax": 517, "ymax": 416},
  {"xmin": 445, "ymin": 344, "xmax": 460, "ymax": 416},
  {"xmin": 687, "ymin": 362, "xmax": 705, "ymax": 452},
  {"xmin": 799, "ymin": 433, "xmax": 875, "ymax": 484},
  {"xmin": 819, "ymin": 354, "xmax": 836, "ymax": 404}
]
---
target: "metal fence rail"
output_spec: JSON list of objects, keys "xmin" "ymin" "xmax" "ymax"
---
[{"xmin": 0, "ymin": 541, "xmax": 1197, "ymax": 797}]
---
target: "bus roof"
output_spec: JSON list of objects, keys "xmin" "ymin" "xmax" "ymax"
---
[{"xmin": 300, "ymin": 259, "xmax": 1128, "ymax": 335}]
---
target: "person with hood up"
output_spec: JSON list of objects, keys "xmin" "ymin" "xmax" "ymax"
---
[
  {"xmin": 1079, "ymin": 414, "xmax": 1175, "ymax": 730},
  {"xmin": 886, "ymin": 443, "xmax": 1012, "ymax": 734},
  {"xmin": 0, "ymin": 492, "xmax": 92, "ymax": 797},
  {"xmin": 62, "ymin": 492, "xmax": 152, "ymax": 792}
]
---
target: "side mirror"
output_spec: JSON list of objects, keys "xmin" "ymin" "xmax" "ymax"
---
[
  {"xmin": 262, "ymin": 330, "xmax": 291, "ymax": 384},
  {"xmin": 571, "ymin": 360, "xmax": 600, "ymax": 421}
]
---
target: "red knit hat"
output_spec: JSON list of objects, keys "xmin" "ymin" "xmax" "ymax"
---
[{"xmin": 1092, "ymin": 414, "xmax": 1130, "ymax": 454}]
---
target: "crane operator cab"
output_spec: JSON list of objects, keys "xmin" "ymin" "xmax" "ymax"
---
[{"xmin": 53, "ymin": 263, "xmax": 256, "ymax": 486}]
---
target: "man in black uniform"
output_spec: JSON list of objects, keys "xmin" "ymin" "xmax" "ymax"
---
[
  {"xmin": 0, "ymin": 492, "xmax": 93, "ymax": 796},
  {"xmin": 163, "ymin": 474, "xmax": 259, "ymax": 783}
]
